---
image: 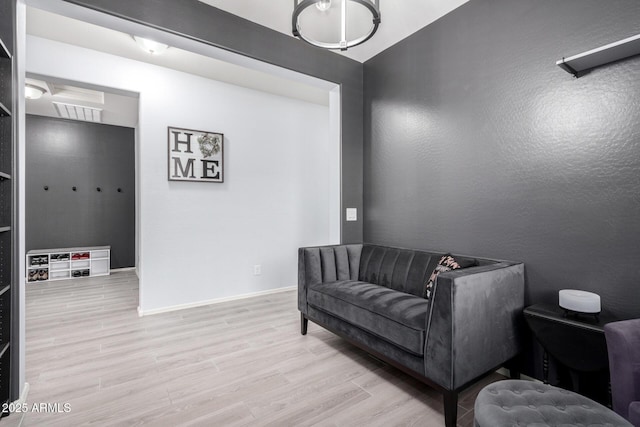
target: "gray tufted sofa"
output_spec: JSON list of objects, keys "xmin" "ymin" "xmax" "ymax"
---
[{"xmin": 298, "ymin": 243, "xmax": 525, "ymax": 427}]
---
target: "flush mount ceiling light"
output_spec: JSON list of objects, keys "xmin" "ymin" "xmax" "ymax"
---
[
  {"xmin": 132, "ymin": 36, "xmax": 169, "ymax": 55},
  {"xmin": 25, "ymin": 83, "xmax": 47, "ymax": 100},
  {"xmin": 292, "ymin": 0, "xmax": 381, "ymax": 51},
  {"xmin": 316, "ymin": 0, "xmax": 331, "ymax": 11}
]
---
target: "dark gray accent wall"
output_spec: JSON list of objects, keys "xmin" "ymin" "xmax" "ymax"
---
[
  {"xmin": 363, "ymin": 0, "xmax": 640, "ymax": 319},
  {"xmin": 26, "ymin": 115, "xmax": 135, "ymax": 269},
  {"xmin": 61, "ymin": 0, "xmax": 364, "ymax": 243}
]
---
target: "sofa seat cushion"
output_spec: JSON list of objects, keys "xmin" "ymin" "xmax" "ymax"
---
[{"xmin": 307, "ymin": 280, "xmax": 429, "ymax": 356}]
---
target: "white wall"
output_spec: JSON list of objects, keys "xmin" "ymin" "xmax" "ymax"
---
[{"xmin": 26, "ymin": 36, "xmax": 338, "ymax": 313}]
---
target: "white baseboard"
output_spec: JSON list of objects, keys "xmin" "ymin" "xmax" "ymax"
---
[
  {"xmin": 137, "ymin": 286, "xmax": 296, "ymax": 317},
  {"xmin": 111, "ymin": 267, "xmax": 136, "ymax": 273}
]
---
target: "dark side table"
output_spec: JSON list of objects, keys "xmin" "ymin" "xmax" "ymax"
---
[{"xmin": 524, "ymin": 303, "xmax": 620, "ymax": 406}]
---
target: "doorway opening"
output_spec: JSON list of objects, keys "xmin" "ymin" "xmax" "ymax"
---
[{"xmin": 19, "ymin": 0, "xmax": 342, "ymax": 411}]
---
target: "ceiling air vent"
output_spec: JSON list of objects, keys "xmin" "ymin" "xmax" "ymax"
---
[{"xmin": 53, "ymin": 101, "xmax": 102, "ymax": 123}]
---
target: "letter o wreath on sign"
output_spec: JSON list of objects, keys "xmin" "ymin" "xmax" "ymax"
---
[{"xmin": 167, "ymin": 126, "xmax": 224, "ymax": 183}]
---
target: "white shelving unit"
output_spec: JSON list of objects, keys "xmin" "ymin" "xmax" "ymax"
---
[{"xmin": 26, "ymin": 246, "xmax": 110, "ymax": 283}]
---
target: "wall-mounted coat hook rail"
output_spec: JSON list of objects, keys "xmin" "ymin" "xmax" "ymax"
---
[
  {"xmin": 43, "ymin": 186, "xmax": 49, "ymax": 191},
  {"xmin": 97, "ymin": 187, "xmax": 102, "ymax": 192},
  {"xmin": 72, "ymin": 186, "xmax": 77, "ymax": 191}
]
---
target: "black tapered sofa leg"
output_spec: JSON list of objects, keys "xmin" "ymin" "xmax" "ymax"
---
[
  {"xmin": 509, "ymin": 366, "xmax": 521, "ymax": 380},
  {"xmin": 300, "ymin": 313, "xmax": 308, "ymax": 335},
  {"xmin": 443, "ymin": 391, "xmax": 458, "ymax": 427},
  {"xmin": 505, "ymin": 355, "xmax": 521, "ymax": 379}
]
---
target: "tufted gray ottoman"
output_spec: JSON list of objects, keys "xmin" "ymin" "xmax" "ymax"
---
[{"xmin": 474, "ymin": 380, "xmax": 632, "ymax": 427}]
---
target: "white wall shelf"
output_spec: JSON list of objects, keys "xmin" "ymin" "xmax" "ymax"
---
[
  {"xmin": 557, "ymin": 33, "xmax": 640, "ymax": 77},
  {"xmin": 26, "ymin": 246, "xmax": 110, "ymax": 283}
]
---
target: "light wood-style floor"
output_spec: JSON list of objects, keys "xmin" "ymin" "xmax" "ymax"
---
[{"xmin": 6, "ymin": 270, "xmax": 503, "ymax": 426}]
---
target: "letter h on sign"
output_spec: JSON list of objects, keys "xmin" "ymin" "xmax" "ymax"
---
[{"xmin": 168, "ymin": 127, "xmax": 224, "ymax": 183}]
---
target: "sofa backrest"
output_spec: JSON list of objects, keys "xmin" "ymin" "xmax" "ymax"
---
[
  {"xmin": 358, "ymin": 244, "xmax": 489, "ymax": 297},
  {"xmin": 300, "ymin": 244, "xmax": 364, "ymax": 287},
  {"xmin": 358, "ymin": 245, "xmax": 436, "ymax": 297},
  {"xmin": 300, "ymin": 243, "xmax": 497, "ymax": 299}
]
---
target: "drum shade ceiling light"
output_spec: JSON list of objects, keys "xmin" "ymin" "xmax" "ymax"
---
[{"xmin": 292, "ymin": 0, "xmax": 381, "ymax": 51}]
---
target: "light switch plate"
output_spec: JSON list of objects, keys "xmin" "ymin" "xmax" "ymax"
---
[{"xmin": 346, "ymin": 208, "xmax": 357, "ymax": 221}]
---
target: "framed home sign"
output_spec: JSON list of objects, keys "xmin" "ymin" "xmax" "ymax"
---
[{"xmin": 168, "ymin": 126, "xmax": 224, "ymax": 182}]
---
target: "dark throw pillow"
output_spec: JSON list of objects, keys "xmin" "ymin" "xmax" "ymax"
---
[{"xmin": 424, "ymin": 254, "xmax": 477, "ymax": 299}]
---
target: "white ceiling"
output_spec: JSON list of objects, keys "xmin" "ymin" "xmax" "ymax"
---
[
  {"xmin": 26, "ymin": 7, "xmax": 331, "ymax": 103},
  {"xmin": 25, "ymin": 75, "xmax": 139, "ymax": 128},
  {"xmin": 198, "ymin": 0, "xmax": 470, "ymax": 62},
  {"xmin": 25, "ymin": 1, "xmax": 469, "ymax": 127},
  {"xmin": 25, "ymin": 6, "xmax": 333, "ymax": 127}
]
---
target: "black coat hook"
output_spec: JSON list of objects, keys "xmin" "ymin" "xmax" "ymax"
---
[
  {"xmin": 117, "ymin": 188, "xmax": 122, "ymax": 193},
  {"xmin": 97, "ymin": 187, "xmax": 102, "ymax": 192},
  {"xmin": 44, "ymin": 186, "xmax": 49, "ymax": 191},
  {"xmin": 72, "ymin": 186, "xmax": 77, "ymax": 191}
]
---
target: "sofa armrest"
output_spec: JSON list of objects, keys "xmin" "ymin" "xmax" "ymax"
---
[
  {"xmin": 298, "ymin": 244, "xmax": 363, "ymax": 314},
  {"xmin": 605, "ymin": 318, "xmax": 640, "ymax": 422},
  {"xmin": 424, "ymin": 262, "xmax": 525, "ymax": 390}
]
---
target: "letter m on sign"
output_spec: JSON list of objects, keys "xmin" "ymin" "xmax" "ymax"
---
[{"xmin": 171, "ymin": 157, "xmax": 195, "ymax": 179}]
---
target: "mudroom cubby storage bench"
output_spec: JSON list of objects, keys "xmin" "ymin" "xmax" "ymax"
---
[{"xmin": 26, "ymin": 246, "xmax": 110, "ymax": 282}]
